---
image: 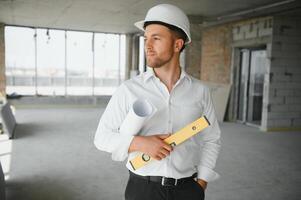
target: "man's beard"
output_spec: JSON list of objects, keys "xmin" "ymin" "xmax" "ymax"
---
[{"xmin": 146, "ymin": 54, "xmax": 173, "ymax": 68}]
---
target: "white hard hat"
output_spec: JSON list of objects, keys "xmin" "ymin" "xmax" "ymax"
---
[{"xmin": 135, "ymin": 4, "xmax": 191, "ymax": 44}]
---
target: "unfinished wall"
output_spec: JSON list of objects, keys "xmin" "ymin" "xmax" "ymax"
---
[
  {"xmin": 263, "ymin": 14, "xmax": 301, "ymax": 131},
  {"xmin": 200, "ymin": 25, "xmax": 232, "ymax": 84},
  {"xmin": 208, "ymin": 14, "xmax": 301, "ymax": 131},
  {"xmin": 201, "ymin": 17, "xmax": 273, "ymax": 84},
  {"xmin": 199, "ymin": 16, "xmax": 301, "ymax": 132},
  {"xmin": 230, "ymin": 17, "xmax": 273, "ymax": 126},
  {"xmin": 0, "ymin": 23, "xmax": 5, "ymax": 98},
  {"xmin": 185, "ymin": 23, "xmax": 202, "ymax": 79}
]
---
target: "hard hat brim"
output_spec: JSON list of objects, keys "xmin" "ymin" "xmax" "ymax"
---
[
  {"xmin": 134, "ymin": 20, "xmax": 191, "ymax": 44},
  {"xmin": 134, "ymin": 20, "xmax": 145, "ymax": 32}
]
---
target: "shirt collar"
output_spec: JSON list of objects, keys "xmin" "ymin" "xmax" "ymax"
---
[
  {"xmin": 143, "ymin": 69, "xmax": 155, "ymax": 82},
  {"xmin": 143, "ymin": 68, "xmax": 191, "ymax": 83}
]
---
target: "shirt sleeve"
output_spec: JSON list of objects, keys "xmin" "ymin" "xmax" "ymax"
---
[
  {"xmin": 197, "ymin": 86, "xmax": 221, "ymax": 182},
  {"xmin": 94, "ymin": 83, "xmax": 134, "ymax": 161}
]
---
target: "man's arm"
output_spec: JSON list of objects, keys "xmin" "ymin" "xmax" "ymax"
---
[
  {"xmin": 94, "ymin": 84, "xmax": 134, "ymax": 161},
  {"xmin": 196, "ymin": 87, "xmax": 221, "ymax": 189},
  {"xmin": 94, "ymin": 83, "xmax": 173, "ymax": 162}
]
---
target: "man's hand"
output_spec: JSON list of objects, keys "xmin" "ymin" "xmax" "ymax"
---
[
  {"xmin": 129, "ymin": 134, "xmax": 173, "ymax": 160},
  {"xmin": 197, "ymin": 179, "xmax": 207, "ymax": 190}
]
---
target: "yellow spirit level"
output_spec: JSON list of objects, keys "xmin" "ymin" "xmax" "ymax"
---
[{"xmin": 129, "ymin": 116, "xmax": 210, "ymax": 170}]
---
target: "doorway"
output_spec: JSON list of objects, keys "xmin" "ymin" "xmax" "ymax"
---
[{"xmin": 237, "ymin": 48, "xmax": 267, "ymax": 126}]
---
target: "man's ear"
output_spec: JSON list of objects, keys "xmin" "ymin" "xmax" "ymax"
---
[{"xmin": 174, "ymin": 39, "xmax": 184, "ymax": 53}]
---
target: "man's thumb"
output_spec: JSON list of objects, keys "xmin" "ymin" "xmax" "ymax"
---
[{"xmin": 158, "ymin": 133, "xmax": 171, "ymax": 139}]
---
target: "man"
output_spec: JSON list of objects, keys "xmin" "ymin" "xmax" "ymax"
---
[{"xmin": 94, "ymin": 4, "xmax": 221, "ymax": 200}]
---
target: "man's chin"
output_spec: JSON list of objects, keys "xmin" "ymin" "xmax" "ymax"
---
[{"xmin": 146, "ymin": 61, "xmax": 162, "ymax": 68}]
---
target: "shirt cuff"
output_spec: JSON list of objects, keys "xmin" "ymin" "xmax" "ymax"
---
[
  {"xmin": 197, "ymin": 165, "xmax": 220, "ymax": 182},
  {"xmin": 111, "ymin": 134, "xmax": 134, "ymax": 161}
]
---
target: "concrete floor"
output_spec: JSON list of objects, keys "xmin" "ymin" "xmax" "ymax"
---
[{"xmin": 2, "ymin": 107, "xmax": 301, "ymax": 200}]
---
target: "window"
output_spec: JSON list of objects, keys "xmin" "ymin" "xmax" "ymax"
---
[
  {"xmin": 5, "ymin": 26, "xmax": 126, "ymax": 96},
  {"xmin": 5, "ymin": 26, "xmax": 36, "ymax": 95},
  {"xmin": 94, "ymin": 33, "xmax": 125, "ymax": 95},
  {"xmin": 66, "ymin": 31, "xmax": 93, "ymax": 95},
  {"xmin": 36, "ymin": 29, "xmax": 65, "ymax": 95}
]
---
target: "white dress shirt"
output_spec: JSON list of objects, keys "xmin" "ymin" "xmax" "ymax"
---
[{"xmin": 94, "ymin": 69, "xmax": 221, "ymax": 182}]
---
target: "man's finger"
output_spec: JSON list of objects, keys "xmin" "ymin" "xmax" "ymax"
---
[
  {"xmin": 160, "ymin": 148, "xmax": 170, "ymax": 157},
  {"xmin": 162, "ymin": 143, "xmax": 173, "ymax": 152},
  {"xmin": 154, "ymin": 155, "xmax": 162, "ymax": 160},
  {"xmin": 158, "ymin": 152, "xmax": 167, "ymax": 159}
]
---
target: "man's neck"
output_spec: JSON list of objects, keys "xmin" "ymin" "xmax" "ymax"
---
[{"xmin": 153, "ymin": 62, "xmax": 181, "ymax": 93}]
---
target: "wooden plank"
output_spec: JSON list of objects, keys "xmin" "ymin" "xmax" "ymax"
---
[{"xmin": 203, "ymin": 82, "xmax": 231, "ymax": 122}]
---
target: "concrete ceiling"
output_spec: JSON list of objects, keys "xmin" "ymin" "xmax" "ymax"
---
[{"xmin": 0, "ymin": 0, "xmax": 300, "ymax": 34}]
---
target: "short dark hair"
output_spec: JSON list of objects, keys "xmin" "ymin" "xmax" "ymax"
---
[{"xmin": 144, "ymin": 21, "xmax": 187, "ymax": 52}]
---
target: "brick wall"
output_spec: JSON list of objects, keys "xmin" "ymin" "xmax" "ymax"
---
[
  {"xmin": 200, "ymin": 17, "xmax": 273, "ymax": 85},
  {"xmin": 199, "ymin": 14, "xmax": 300, "ymax": 131},
  {"xmin": 0, "ymin": 23, "xmax": 5, "ymax": 98},
  {"xmin": 264, "ymin": 15, "xmax": 301, "ymax": 131},
  {"xmin": 200, "ymin": 25, "xmax": 232, "ymax": 84},
  {"xmin": 185, "ymin": 24, "xmax": 202, "ymax": 79}
]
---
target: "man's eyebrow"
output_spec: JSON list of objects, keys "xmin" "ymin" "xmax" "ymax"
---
[{"xmin": 144, "ymin": 34, "xmax": 162, "ymax": 38}]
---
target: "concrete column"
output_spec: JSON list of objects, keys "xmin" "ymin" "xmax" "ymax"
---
[
  {"xmin": 124, "ymin": 33, "xmax": 140, "ymax": 80},
  {"xmin": 0, "ymin": 23, "xmax": 5, "ymax": 99},
  {"xmin": 130, "ymin": 34, "xmax": 140, "ymax": 78},
  {"xmin": 125, "ymin": 34, "xmax": 133, "ymax": 80}
]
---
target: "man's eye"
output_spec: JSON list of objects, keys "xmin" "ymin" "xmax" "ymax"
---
[{"xmin": 154, "ymin": 37, "xmax": 160, "ymax": 40}]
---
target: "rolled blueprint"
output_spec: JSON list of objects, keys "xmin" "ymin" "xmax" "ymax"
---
[
  {"xmin": 111, "ymin": 99, "xmax": 155, "ymax": 161},
  {"xmin": 119, "ymin": 99, "xmax": 155, "ymax": 136}
]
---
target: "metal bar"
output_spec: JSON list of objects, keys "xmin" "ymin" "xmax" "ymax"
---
[
  {"xmin": 64, "ymin": 30, "xmax": 67, "ymax": 96},
  {"xmin": 34, "ymin": 29, "xmax": 38, "ymax": 95},
  {"xmin": 92, "ymin": 33, "xmax": 95, "ymax": 96},
  {"xmin": 118, "ymin": 34, "xmax": 121, "ymax": 85}
]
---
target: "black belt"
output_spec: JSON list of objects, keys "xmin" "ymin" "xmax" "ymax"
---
[{"xmin": 129, "ymin": 171, "xmax": 197, "ymax": 186}]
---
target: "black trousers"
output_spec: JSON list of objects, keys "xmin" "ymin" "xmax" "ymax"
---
[{"xmin": 124, "ymin": 174, "xmax": 205, "ymax": 200}]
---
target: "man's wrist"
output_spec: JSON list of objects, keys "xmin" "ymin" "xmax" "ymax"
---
[{"xmin": 128, "ymin": 136, "xmax": 143, "ymax": 153}]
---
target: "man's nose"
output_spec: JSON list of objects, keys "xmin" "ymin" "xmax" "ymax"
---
[{"xmin": 145, "ymin": 39, "xmax": 153, "ymax": 50}]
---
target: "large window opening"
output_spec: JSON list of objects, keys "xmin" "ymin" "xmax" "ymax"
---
[
  {"xmin": 5, "ymin": 27, "xmax": 36, "ymax": 95},
  {"xmin": 36, "ymin": 29, "xmax": 65, "ymax": 96},
  {"xmin": 5, "ymin": 26, "xmax": 126, "ymax": 96}
]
